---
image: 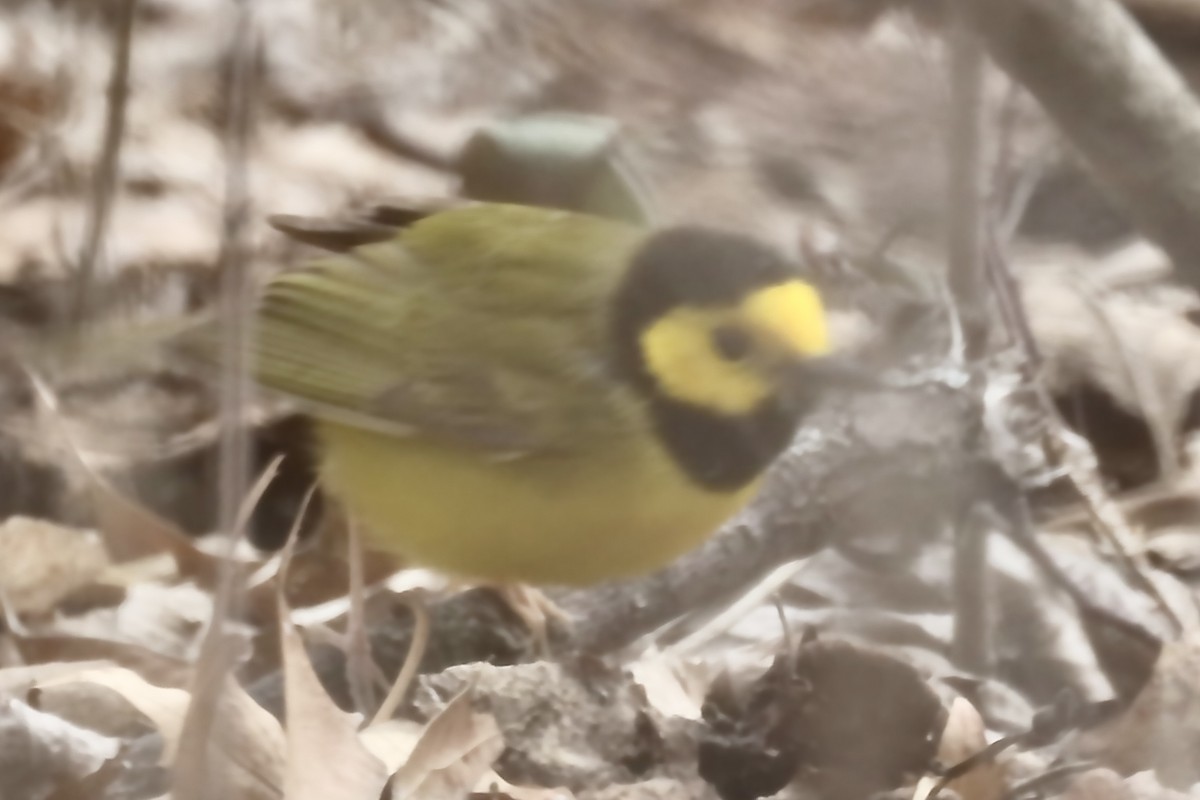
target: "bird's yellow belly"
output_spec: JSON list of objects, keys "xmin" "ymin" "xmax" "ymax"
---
[{"xmin": 316, "ymin": 421, "xmax": 758, "ymax": 585}]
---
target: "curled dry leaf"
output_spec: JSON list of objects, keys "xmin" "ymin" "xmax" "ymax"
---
[
  {"xmin": 628, "ymin": 654, "xmax": 709, "ymax": 721},
  {"xmin": 10, "ymin": 630, "xmax": 193, "ymax": 689},
  {"xmin": 1020, "ymin": 257, "xmax": 1200, "ymax": 483},
  {"xmin": 0, "ymin": 660, "xmax": 114, "ymax": 695},
  {"xmin": 913, "ymin": 697, "xmax": 1006, "ymax": 800},
  {"xmin": 27, "ymin": 673, "xmax": 163, "ymax": 741},
  {"xmin": 1145, "ymin": 530, "xmax": 1200, "ymax": 576},
  {"xmin": 33, "ymin": 665, "xmax": 286, "ymax": 800},
  {"xmin": 357, "ymin": 687, "xmax": 536, "ymax": 797},
  {"xmin": 1022, "ymin": 258, "xmax": 1200, "ymax": 424},
  {"xmin": 85, "ymin": 466, "xmax": 251, "ymax": 588},
  {"xmin": 50, "ymin": 581, "xmax": 214, "ymax": 663},
  {"xmin": 0, "ymin": 695, "xmax": 121, "ymax": 800},
  {"xmin": 472, "ymin": 771, "xmax": 578, "ymax": 800},
  {"xmin": 22, "ymin": 371, "xmax": 231, "ymax": 586},
  {"xmin": 390, "ymin": 685, "xmax": 505, "ymax": 800},
  {"xmin": 359, "ymin": 718, "xmax": 426, "ymax": 775},
  {"xmin": 60, "ymin": 382, "xmax": 278, "ymax": 573},
  {"xmin": 280, "ymin": 613, "xmax": 389, "ymax": 800},
  {"xmin": 0, "ymin": 516, "xmax": 109, "ymax": 613}
]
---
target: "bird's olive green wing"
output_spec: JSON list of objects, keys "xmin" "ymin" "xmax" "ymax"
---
[{"xmin": 247, "ymin": 204, "xmax": 649, "ymax": 454}]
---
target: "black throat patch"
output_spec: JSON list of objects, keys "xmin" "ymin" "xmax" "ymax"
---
[
  {"xmin": 648, "ymin": 396, "xmax": 800, "ymax": 491},
  {"xmin": 610, "ymin": 227, "xmax": 806, "ymax": 492}
]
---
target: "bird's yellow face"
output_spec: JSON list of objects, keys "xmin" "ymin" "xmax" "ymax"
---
[
  {"xmin": 611, "ymin": 226, "xmax": 840, "ymax": 491},
  {"xmin": 639, "ymin": 279, "xmax": 829, "ymax": 416}
]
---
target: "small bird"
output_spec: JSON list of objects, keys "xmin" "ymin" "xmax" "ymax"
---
[{"xmin": 240, "ymin": 202, "xmax": 840, "ymax": 586}]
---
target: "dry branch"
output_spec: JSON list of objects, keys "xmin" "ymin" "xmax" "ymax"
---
[
  {"xmin": 962, "ymin": 0, "xmax": 1200, "ymax": 291},
  {"xmin": 559, "ymin": 382, "xmax": 980, "ymax": 653},
  {"xmin": 72, "ymin": 0, "xmax": 137, "ymax": 330}
]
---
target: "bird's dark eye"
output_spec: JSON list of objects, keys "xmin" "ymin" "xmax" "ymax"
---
[{"xmin": 712, "ymin": 324, "xmax": 752, "ymax": 361}]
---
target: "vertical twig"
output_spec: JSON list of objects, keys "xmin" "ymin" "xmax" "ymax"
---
[
  {"xmin": 171, "ymin": 5, "xmax": 259, "ymax": 800},
  {"xmin": 945, "ymin": 9, "xmax": 993, "ymax": 673},
  {"xmin": 215, "ymin": 3, "xmax": 257, "ymax": 543},
  {"xmin": 983, "ymin": 235, "xmax": 1042, "ymax": 369},
  {"xmin": 945, "ymin": 11, "xmax": 988, "ymax": 357},
  {"xmin": 952, "ymin": 509, "xmax": 992, "ymax": 673},
  {"xmin": 210, "ymin": 0, "xmax": 258, "ymax": 659},
  {"xmin": 71, "ymin": 0, "xmax": 137, "ymax": 331},
  {"xmin": 345, "ymin": 519, "xmax": 383, "ymax": 716}
]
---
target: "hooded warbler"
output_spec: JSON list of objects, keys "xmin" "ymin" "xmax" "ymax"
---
[{"xmin": 239, "ymin": 202, "xmax": 837, "ymax": 586}]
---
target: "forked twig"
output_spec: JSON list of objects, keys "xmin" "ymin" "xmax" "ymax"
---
[{"xmin": 982, "ymin": 235, "xmax": 1187, "ymax": 634}]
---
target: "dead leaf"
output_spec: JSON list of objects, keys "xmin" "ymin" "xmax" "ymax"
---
[
  {"xmin": 21, "ymin": 371, "xmax": 238, "ymax": 587},
  {"xmin": 34, "ymin": 665, "xmax": 287, "ymax": 800},
  {"xmin": 257, "ymin": 480, "xmax": 386, "ymax": 800},
  {"xmin": 0, "ymin": 516, "xmax": 109, "ymax": 613},
  {"xmin": 1145, "ymin": 529, "xmax": 1200, "ymax": 576},
  {"xmin": 100, "ymin": 552, "xmax": 179, "ymax": 588},
  {"xmin": 629, "ymin": 655, "xmax": 706, "ymax": 720},
  {"xmin": 0, "ymin": 695, "xmax": 121, "ymax": 800},
  {"xmin": 32, "ymin": 665, "xmax": 190, "ymax": 755},
  {"xmin": 29, "ymin": 675, "xmax": 160, "ymax": 740},
  {"xmin": 11, "ymin": 631, "xmax": 193, "ymax": 688},
  {"xmin": 51, "ymin": 581, "xmax": 213, "ymax": 661},
  {"xmin": 471, "ymin": 772, "xmax": 576, "ymax": 799},
  {"xmin": 1022, "ymin": 258, "xmax": 1200, "ymax": 483},
  {"xmin": 390, "ymin": 685, "xmax": 505, "ymax": 800},
  {"xmin": 0, "ymin": 660, "xmax": 115, "ymax": 694},
  {"xmin": 171, "ymin": 630, "xmax": 283, "ymax": 800},
  {"xmin": 359, "ymin": 718, "xmax": 425, "ymax": 774},
  {"xmin": 913, "ymin": 697, "xmax": 1006, "ymax": 800},
  {"xmin": 280, "ymin": 614, "xmax": 389, "ymax": 800},
  {"xmin": 89, "ymin": 466, "xmax": 260, "ymax": 588}
]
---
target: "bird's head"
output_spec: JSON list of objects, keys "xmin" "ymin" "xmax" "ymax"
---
[{"xmin": 612, "ymin": 226, "xmax": 861, "ymax": 490}]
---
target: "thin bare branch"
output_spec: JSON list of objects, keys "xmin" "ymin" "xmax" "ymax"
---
[
  {"xmin": 215, "ymin": 5, "xmax": 259, "ymax": 541},
  {"xmin": 983, "ymin": 241, "xmax": 1188, "ymax": 634},
  {"xmin": 945, "ymin": 10, "xmax": 988, "ymax": 357},
  {"xmin": 371, "ymin": 595, "xmax": 430, "ymax": 725},
  {"xmin": 172, "ymin": 4, "xmax": 260, "ymax": 799},
  {"xmin": 71, "ymin": 0, "xmax": 137, "ymax": 331}
]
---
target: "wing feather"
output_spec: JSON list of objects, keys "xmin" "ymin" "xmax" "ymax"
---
[{"xmin": 232, "ymin": 205, "xmax": 648, "ymax": 453}]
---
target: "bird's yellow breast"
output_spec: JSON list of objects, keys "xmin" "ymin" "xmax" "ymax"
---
[{"xmin": 316, "ymin": 421, "xmax": 759, "ymax": 586}]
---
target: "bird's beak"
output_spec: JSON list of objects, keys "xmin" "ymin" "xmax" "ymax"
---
[{"xmin": 776, "ymin": 356, "xmax": 882, "ymax": 415}]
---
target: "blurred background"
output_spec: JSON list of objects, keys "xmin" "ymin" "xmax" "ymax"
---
[{"xmin": 4, "ymin": 1, "xmax": 1200, "ymax": 799}]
